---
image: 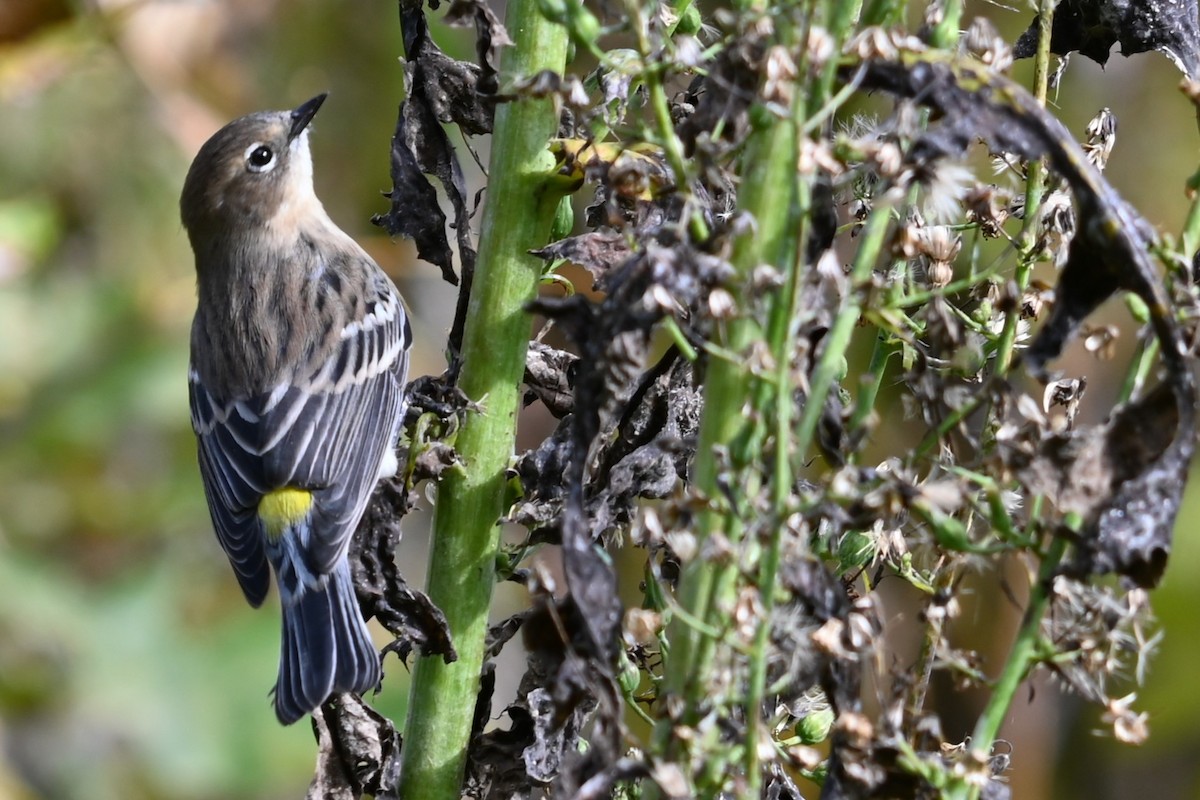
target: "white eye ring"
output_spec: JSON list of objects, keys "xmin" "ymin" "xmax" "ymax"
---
[{"xmin": 244, "ymin": 143, "xmax": 276, "ymax": 173}]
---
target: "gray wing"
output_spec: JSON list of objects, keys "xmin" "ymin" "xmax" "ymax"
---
[{"xmin": 190, "ymin": 274, "xmax": 411, "ymax": 601}]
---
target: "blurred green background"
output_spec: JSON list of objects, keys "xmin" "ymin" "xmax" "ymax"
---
[{"xmin": 3, "ymin": 1, "xmax": 1200, "ymax": 798}]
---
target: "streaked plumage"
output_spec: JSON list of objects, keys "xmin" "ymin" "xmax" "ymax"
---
[{"xmin": 181, "ymin": 94, "xmax": 410, "ymax": 724}]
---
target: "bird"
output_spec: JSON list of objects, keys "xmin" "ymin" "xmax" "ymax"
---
[{"xmin": 180, "ymin": 94, "xmax": 411, "ymax": 724}]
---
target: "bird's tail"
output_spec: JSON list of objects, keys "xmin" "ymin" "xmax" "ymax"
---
[{"xmin": 273, "ymin": 559, "xmax": 380, "ymax": 725}]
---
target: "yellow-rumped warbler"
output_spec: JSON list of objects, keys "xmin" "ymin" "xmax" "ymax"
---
[{"xmin": 181, "ymin": 94, "xmax": 410, "ymax": 724}]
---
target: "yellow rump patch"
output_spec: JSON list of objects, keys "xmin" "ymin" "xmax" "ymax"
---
[{"xmin": 258, "ymin": 488, "xmax": 313, "ymax": 540}]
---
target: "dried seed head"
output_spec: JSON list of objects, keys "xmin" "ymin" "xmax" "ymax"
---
[
  {"xmin": 807, "ymin": 26, "xmax": 836, "ymax": 69},
  {"xmin": 1037, "ymin": 189, "xmax": 1076, "ymax": 267},
  {"xmin": 651, "ymin": 762, "xmax": 691, "ymax": 799},
  {"xmin": 799, "ymin": 137, "xmax": 844, "ymax": 176},
  {"xmin": 734, "ymin": 586, "xmax": 765, "ymax": 643},
  {"xmin": 836, "ymin": 710, "xmax": 875, "ymax": 747},
  {"xmin": 644, "ymin": 284, "xmax": 681, "ymax": 316},
  {"xmin": 871, "ymin": 140, "xmax": 904, "ymax": 179},
  {"xmin": 963, "ymin": 17, "xmax": 1013, "ymax": 73},
  {"xmin": 991, "ymin": 150, "xmax": 1027, "ymax": 181},
  {"xmin": 897, "ymin": 222, "xmax": 962, "ymax": 288},
  {"xmin": 1021, "ymin": 280, "xmax": 1055, "ymax": 320},
  {"xmin": 1105, "ymin": 695, "xmax": 1150, "ymax": 745},
  {"xmin": 762, "ymin": 46, "xmax": 797, "ymax": 105},
  {"xmin": 563, "ymin": 75, "xmax": 590, "ymax": 107},
  {"xmin": 665, "ymin": 531, "xmax": 698, "ymax": 563},
  {"xmin": 894, "ymin": 219, "xmax": 922, "ymax": 260},
  {"xmin": 1083, "ymin": 107, "xmax": 1117, "ymax": 171},
  {"xmin": 1049, "ymin": 53, "xmax": 1071, "ymax": 93},
  {"xmin": 624, "ymin": 608, "xmax": 663, "ymax": 643},
  {"xmin": 846, "ymin": 26, "xmax": 898, "ymax": 60},
  {"xmin": 707, "ymin": 286, "xmax": 737, "ymax": 319},
  {"xmin": 922, "ymin": 226, "xmax": 962, "ymax": 263},
  {"xmin": 811, "ymin": 617, "xmax": 847, "ymax": 657},
  {"xmin": 925, "ymin": 260, "xmax": 954, "ymax": 289},
  {"xmin": 921, "ymin": 162, "xmax": 974, "ymax": 223},
  {"xmin": 1043, "ymin": 376, "xmax": 1087, "ymax": 428},
  {"xmin": 674, "ymin": 36, "xmax": 704, "ymax": 70},
  {"xmin": 751, "ymin": 264, "xmax": 784, "ymax": 292},
  {"xmin": 964, "ymin": 184, "xmax": 1010, "ymax": 237},
  {"xmin": 1082, "ymin": 324, "xmax": 1119, "ymax": 359}
]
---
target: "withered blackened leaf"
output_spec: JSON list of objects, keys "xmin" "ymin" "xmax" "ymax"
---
[
  {"xmin": 372, "ymin": 104, "xmax": 455, "ymax": 282},
  {"xmin": 308, "ymin": 695, "xmax": 402, "ymax": 799},
  {"xmin": 1004, "ymin": 383, "xmax": 1180, "ymax": 584},
  {"xmin": 403, "ymin": 373, "xmax": 474, "ymax": 428},
  {"xmin": 511, "ymin": 421, "xmax": 573, "ymax": 540},
  {"xmin": 1078, "ymin": 382, "xmax": 1189, "ymax": 586},
  {"xmin": 1013, "ymin": 0, "xmax": 1200, "ymax": 78},
  {"xmin": 400, "ymin": 5, "xmax": 495, "ymax": 135},
  {"xmin": 853, "ymin": 57, "xmax": 1079, "ymax": 162},
  {"xmin": 523, "ymin": 341, "xmax": 579, "ymax": 418},
  {"xmin": 352, "ymin": 481, "xmax": 456, "ymax": 663},
  {"xmin": 466, "ymin": 601, "xmax": 614, "ymax": 795},
  {"xmin": 523, "ymin": 683, "xmax": 594, "ymax": 782},
  {"xmin": 677, "ymin": 29, "xmax": 767, "ymax": 154},
  {"xmin": 563, "ymin": 502, "xmax": 623, "ymax": 661},
  {"xmin": 529, "ymin": 292, "xmax": 639, "ymax": 659},
  {"xmin": 531, "ymin": 230, "xmax": 633, "ymax": 286},
  {"xmin": 443, "ymin": 0, "xmax": 512, "ymax": 94},
  {"xmin": 375, "ymin": 6, "xmax": 487, "ymax": 362},
  {"xmin": 410, "ymin": 441, "xmax": 459, "ymax": 485},
  {"xmin": 484, "ymin": 611, "xmax": 528, "ymax": 659},
  {"xmin": 852, "ymin": 53, "xmax": 1197, "ymax": 586}
]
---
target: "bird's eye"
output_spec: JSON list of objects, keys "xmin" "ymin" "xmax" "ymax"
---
[{"xmin": 245, "ymin": 144, "xmax": 276, "ymax": 173}]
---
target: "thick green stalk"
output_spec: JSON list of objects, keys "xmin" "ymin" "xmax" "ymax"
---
[
  {"xmin": 657, "ymin": 105, "xmax": 799, "ymax": 759},
  {"xmin": 396, "ymin": 4, "xmax": 568, "ymax": 797},
  {"xmin": 744, "ymin": 177, "xmax": 807, "ymax": 793}
]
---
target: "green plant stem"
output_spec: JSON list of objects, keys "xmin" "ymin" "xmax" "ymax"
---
[
  {"xmin": 944, "ymin": 6, "xmax": 1060, "ymax": 799},
  {"xmin": 655, "ymin": 104, "xmax": 799, "ymax": 778},
  {"xmin": 905, "ymin": 566, "xmax": 958, "ymax": 723},
  {"xmin": 796, "ymin": 205, "xmax": 891, "ymax": 457},
  {"xmin": 743, "ymin": 167, "xmax": 809, "ymax": 797},
  {"xmin": 930, "ymin": 0, "xmax": 964, "ymax": 49},
  {"xmin": 1117, "ymin": 336, "xmax": 1160, "ymax": 404},
  {"xmin": 811, "ymin": 0, "xmax": 864, "ymax": 116},
  {"xmin": 1181, "ymin": 173, "xmax": 1200, "ymax": 256},
  {"xmin": 395, "ymin": 3, "xmax": 568, "ymax": 797},
  {"xmin": 992, "ymin": 161, "xmax": 1044, "ymax": 377},
  {"xmin": 626, "ymin": 0, "xmax": 710, "ymax": 243},
  {"xmin": 945, "ymin": 535, "xmax": 1067, "ymax": 800},
  {"xmin": 848, "ymin": 332, "xmax": 895, "ymax": 438},
  {"xmin": 993, "ymin": 0, "xmax": 1053, "ymax": 377},
  {"xmin": 913, "ymin": 390, "xmax": 988, "ymax": 458}
]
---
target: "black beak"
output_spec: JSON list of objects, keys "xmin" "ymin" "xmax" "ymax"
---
[{"xmin": 289, "ymin": 93, "xmax": 327, "ymax": 142}]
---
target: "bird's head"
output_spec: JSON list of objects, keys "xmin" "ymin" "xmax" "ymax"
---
[{"xmin": 181, "ymin": 94, "xmax": 328, "ymax": 243}]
